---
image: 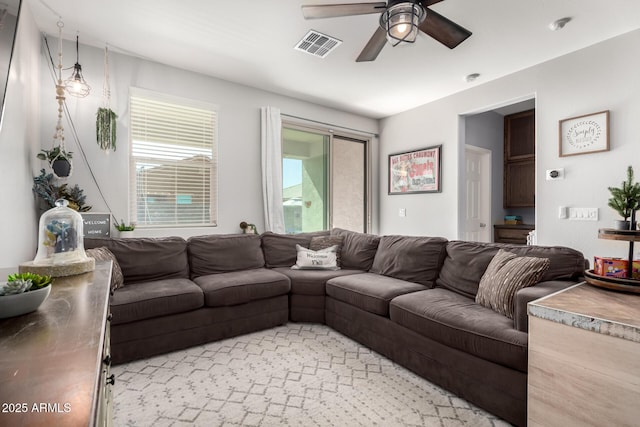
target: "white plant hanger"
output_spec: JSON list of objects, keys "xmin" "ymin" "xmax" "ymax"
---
[
  {"xmin": 96, "ymin": 44, "xmax": 117, "ymax": 151},
  {"xmin": 49, "ymin": 19, "xmax": 73, "ymax": 178}
]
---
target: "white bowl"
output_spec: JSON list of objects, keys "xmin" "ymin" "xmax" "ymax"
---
[{"xmin": 0, "ymin": 285, "xmax": 52, "ymax": 319}]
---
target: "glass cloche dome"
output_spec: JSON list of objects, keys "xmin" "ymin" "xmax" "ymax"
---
[{"xmin": 33, "ymin": 199, "xmax": 90, "ymax": 266}]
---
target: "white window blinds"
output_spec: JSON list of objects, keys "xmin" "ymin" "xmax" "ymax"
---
[{"xmin": 129, "ymin": 92, "xmax": 218, "ymax": 227}]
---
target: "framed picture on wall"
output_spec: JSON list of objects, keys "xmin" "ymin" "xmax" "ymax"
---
[
  {"xmin": 559, "ymin": 110, "xmax": 609, "ymax": 157},
  {"xmin": 388, "ymin": 145, "xmax": 441, "ymax": 194}
]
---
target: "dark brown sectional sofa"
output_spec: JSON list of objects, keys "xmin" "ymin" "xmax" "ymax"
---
[{"xmin": 85, "ymin": 228, "xmax": 586, "ymax": 426}]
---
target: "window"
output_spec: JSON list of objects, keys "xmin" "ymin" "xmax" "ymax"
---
[
  {"xmin": 282, "ymin": 123, "xmax": 369, "ymax": 233},
  {"xmin": 129, "ymin": 90, "xmax": 218, "ymax": 227}
]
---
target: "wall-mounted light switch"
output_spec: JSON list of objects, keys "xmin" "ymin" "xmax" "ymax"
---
[
  {"xmin": 559, "ymin": 206, "xmax": 568, "ymax": 219},
  {"xmin": 399, "ymin": 208, "xmax": 406, "ymax": 217}
]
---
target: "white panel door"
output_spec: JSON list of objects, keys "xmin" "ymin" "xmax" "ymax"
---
[{"xmin": 463, "ymin": 146, "xmax": 491, "ymax": 242}]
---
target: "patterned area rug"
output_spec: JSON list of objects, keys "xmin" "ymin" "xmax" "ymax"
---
[{"xmin": 112, "ymin": 324, "xmax": 510, "ymax": 426}]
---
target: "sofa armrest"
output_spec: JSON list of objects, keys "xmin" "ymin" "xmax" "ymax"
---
[{"xmin": 514, "ymin": 280, "xmax": 579, "ymax": 333}]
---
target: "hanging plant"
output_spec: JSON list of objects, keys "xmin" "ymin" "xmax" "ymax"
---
[
  {"xmin": 96, "ymin": 46, "xmax": 117, "ymax": 151},
  {"xmin": 96, "ymin": 107, "xmax": 117, "ymax": 151},
  {"xmin": 37, "ymin": 146, "xmax": 73, "ymax": 178},
  {"xmin": 40, "ymin": 20, "xmax": 74, "ymax": 179}
]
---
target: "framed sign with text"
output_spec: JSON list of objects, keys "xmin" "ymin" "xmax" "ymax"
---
[
  {"xmin": 559, "ymin": 110, "xmax": 609, "ymax": 157},
  {"xmin": 81, "ymin": 213, "xmax": 111, "ymax": 238},
  {"xmin": 388, "ymin": 145, "xmax": 441, "ymax": 194}
]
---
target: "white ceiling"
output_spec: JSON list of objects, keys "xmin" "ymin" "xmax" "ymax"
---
[{"xmin": 27, "ymin": 0, "xmax": 640, "ymax": 119}]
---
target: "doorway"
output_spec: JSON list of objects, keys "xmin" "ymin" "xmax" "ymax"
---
[{"xmin": 459, "ymin": 97, "xmax": 536, "ymax": 242}]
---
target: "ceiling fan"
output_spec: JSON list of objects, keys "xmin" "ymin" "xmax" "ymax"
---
[{"xmin": 301, "ymin": 1, "xmax": 472, "ymax": 62}]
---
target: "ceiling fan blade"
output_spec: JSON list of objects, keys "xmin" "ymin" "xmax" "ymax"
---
[
  {"xmin": 302, "ymin": 2, "xmax": 386, "ymax": 19},
  {"xmin": 356, "ymin": 26, "xmax": 387, "ymax": 62},
  {"xmin": 420, "ymin": 0, "xmax": 444, "ymax": 6},
  {"xmin": 420, "ymin": 8, "xmax": 472, "ymax": 49}
]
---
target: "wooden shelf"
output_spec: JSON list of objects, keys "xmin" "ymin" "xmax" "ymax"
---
[
  {"xmin": 595, "ymin": 227, "xmax": 640, "ymax": 283},
  {"xmin": 598, "ymin": 228, "xmax": 640, "ymax": 242}
]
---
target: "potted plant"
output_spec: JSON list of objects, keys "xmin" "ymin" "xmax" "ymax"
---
[
  {"xmin": 0, "ymin": 273, "xmax": 53, "ymax": 319},
  {"xmin": 607, "ymin": 165, "xmax": 640, "ymax": 230},
  {"xmin": 115, "ymin": 219, "xmax": 135, "ymax": 238},
  {"xmin": 239, "ymin": 221, "xmax": 258, "ymax": 235},
  {"xmin": 32, "ymin": 169, "xmax": 92, "ymax": 212},
  {"xmin": 37, "ymin": 146, "xmax": 73, "ymax": 178}
]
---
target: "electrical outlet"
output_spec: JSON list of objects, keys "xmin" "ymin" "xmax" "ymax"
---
[{"xmin": 399, "ymin": 208, "xmax": 406, "ymax": 217}]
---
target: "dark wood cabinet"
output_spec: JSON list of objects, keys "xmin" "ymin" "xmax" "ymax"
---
[
  {"xmin": 0, "ymin": 262, "xmax": 113, "ymax": 427},
  {"xmin": 494, "ymin": 224, "xmax": 535, "ymax": 244},
  {"xmin": 505, "ymin": 160, "xmax": 535, "ymax": 207},
  {"xmin": 504, "ymin": 109, "xmax": 535, "ymax": 208}
]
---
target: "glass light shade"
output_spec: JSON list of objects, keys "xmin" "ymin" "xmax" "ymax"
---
[
  {"xmin": 380, "ymin": 2, "xmax": 426, "ymax": 46},
  {"xmin": 34, "ymin": 199, "xmax": 90, "ymax": 266}
]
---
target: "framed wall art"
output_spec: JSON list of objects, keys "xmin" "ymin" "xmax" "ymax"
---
[
  {"xmin": 559, "ymin": 110, "xmax": 609, "ymax": 157},
  {"xmin": 388, "ymin": 145, "xmax": 441, "ymax": 194}
]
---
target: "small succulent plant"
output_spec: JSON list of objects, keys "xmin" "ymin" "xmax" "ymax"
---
[
  {"xmin": 0, "ymin": 279, "xmax": 33, "ymax": 296},
  {"xmin": 0, "ymin": 273, "xmax": 53, "ymax": 296}
]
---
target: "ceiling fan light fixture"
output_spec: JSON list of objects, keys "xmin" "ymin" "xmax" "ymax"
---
[
  {"xmin": 380, "ymin": 1, "xmax": 426, "ymax": 47},
  {"xmin": 64, "ymin": 35, "xmax": 91, "ymax": 98}
]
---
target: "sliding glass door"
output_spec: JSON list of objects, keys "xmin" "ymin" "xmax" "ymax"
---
[
  {"xmin": 282, "ymin": 124, "xmax": 368, "ymax": 233},
  {"xmin": 331, "ymin": 136, "xmax": 367, "ymax": 232}
]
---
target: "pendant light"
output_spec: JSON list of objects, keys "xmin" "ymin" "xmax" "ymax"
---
[{"xmin": 64, "ymin": 34, "xmax": 91, "ymax": 98}]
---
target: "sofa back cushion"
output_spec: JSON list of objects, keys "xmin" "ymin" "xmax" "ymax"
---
[
  {"xmin": 261, "ymin": 231, "xmax": 330, "ymax": 268},
  {"xmin": 188, "ymin": 234, "xmax": 265, "ymax": 277},
  {"xmin": 370, "ymin": 235, "xmax": 448, "ymax": 287},
  {"xmin": 84, "ymin": 237, "xmax": 190, "ymax": 284},
  {"xmin": 437, "ymin": 241, "xmax": 586, "ymax": 299},
  {"xmin": 330, "ymin": 228, "xmax": 380, "ymax": 270}
]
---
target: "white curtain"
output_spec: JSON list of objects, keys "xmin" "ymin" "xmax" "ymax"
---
[{"xmin": 261, "ymin": 106, "xmax": 285, "ymax": 233}]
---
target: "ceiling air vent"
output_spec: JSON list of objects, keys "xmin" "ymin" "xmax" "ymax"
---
[{"xmin": 294, "ymin": 30, "xmax": 342, "ymax": 58}]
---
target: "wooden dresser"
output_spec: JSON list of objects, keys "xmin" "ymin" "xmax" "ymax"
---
[
  {"xmin": 0, "ymin": 261, "xmax": 113, "ymax": 427},
  {"xmin": 493, "ymin": 224, "xmax": 534, "ymax": 244},
  {"xmin": 527, "ymin": 283, "xmax": 640, "ymax": 426}
]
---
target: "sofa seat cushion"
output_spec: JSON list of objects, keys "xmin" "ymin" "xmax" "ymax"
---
[
  {"xmin": 370, "ymin": 235, "xmax": 448, "ymax": 287},
  {"xmin": 193, "ymin": 268, "xmax": 290, "ymax": 307},
  {"xmin": 326, "ymin": 272, "xmax": 427, "ymax": 316},
  {"xmin": 390, "ymin": 288, "xmax": 528, "ymax": 372},
  {"xmin": 274, "ymin": 267, "xmax": 364, "ymax": 296},
  {"xmin": 110, "ymin": 278, "xmax": 204, "ymax": 325}
]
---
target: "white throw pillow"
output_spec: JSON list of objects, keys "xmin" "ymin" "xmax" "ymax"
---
[{"xmin": 291, "ymin": 244, "xmax": 339, "ymax": 270}]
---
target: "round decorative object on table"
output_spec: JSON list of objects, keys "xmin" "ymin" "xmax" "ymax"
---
[
  {"xmin": 584, "ymin": 270, "xmax": 640, "ymax": 294},
  {"xmin": 0, "ymin": 285, "xmax": 52, "ymax": 319},
  {"xmin": 24, "ymin": 198, "xmax": 95, "ymax": 278}
]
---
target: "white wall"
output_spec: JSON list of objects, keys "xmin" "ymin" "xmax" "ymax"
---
[
  {"xmin": 38, "ymin": 41, "xmax": 379, "ymax": 239},
  {"xmin": 0, "ymin": 2, "xmax": 41, "ymax": 269},
  {"xmin": 379, "ymin": 29, "xmax": 640, "ymax": 262}
]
